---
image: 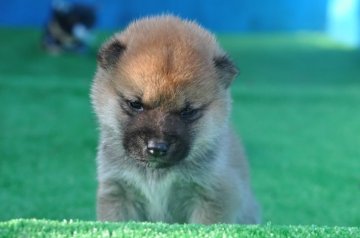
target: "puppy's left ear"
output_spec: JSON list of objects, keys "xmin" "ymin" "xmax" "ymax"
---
[
  {"xmin": 214, "ymin": 55, "xmax": 238, "ymax": 88},
  {"xmin": 97, "ymin": 39, "xmax": 126, "ymax": 70}
]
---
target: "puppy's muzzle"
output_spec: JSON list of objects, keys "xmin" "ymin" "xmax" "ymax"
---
[{"xmin": 122, "ymin": 109, "xmax": 192, "ymax": 167}]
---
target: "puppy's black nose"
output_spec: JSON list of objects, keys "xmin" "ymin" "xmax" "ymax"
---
[{"xmin": 147, "ymin": 140, "xmax": 169, "ymax": 157}]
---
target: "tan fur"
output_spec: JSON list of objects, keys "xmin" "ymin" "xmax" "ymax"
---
[{"xmin": 91, "ymin": 15, "xmax": 260, "ymax": 224}]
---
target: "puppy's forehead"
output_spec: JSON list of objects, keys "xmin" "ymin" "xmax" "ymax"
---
[
  {"xmin": 110, "ymin": 16, "xmax": 223, "ymax": 107},
  {"xmin": 117, "ymin": 47, "xmax": 217, "ymax": 107}
]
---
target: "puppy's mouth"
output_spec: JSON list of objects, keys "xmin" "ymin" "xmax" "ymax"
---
[{"xmin": 135, "ymin": 157, "xmax": 179, "ymax": 169}]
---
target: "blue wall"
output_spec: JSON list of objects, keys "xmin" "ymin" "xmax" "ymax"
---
[{"xmin": 0, "ymin": 0, "xmax": 328, "ymax": 32}]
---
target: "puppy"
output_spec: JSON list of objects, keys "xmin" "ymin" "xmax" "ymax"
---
[{"xmin": 91, "ymin": 15, "xmax": 260, "ymax": 224}]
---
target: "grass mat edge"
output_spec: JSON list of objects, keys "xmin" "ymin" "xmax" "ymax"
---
[{"xmin": 0, "ymin": 219, "xmax": 359, "ymax": 238}]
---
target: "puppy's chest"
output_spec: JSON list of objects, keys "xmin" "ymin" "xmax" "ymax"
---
[{"xmin": 137, "ymin": 177, "xmax": 191, "ymax": 222}]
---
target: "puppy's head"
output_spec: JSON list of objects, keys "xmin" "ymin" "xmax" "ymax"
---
[{"xmin": 92, "ymin": 16, "xmax": 237, "ymax": 168}]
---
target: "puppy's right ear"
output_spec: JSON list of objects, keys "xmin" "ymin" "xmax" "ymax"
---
[
  {"xmin": 214, "ymin": 55, "xmax": 238, "ymax": 89},
  {"xmin": 97, "ymin": 39, "xmax": 126, "ymax": 70}
]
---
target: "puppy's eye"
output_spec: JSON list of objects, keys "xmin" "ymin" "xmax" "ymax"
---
[
  {"xmin": 180, "ymin": 106, "xmax": 200, "ymax": 120},
  {"xmin": 128, "ymin": 100, "xmax": 144, "ymax": 112}
]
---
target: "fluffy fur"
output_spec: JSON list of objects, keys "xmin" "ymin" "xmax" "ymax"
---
[{"xmin": 91, "ymin": 15, "xmax": 260, "ymax": 224}]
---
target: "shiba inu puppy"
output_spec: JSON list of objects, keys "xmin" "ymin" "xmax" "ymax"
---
[{"xmin": 91, "ymin": 15, "xmax": 260, "ymax": 224}]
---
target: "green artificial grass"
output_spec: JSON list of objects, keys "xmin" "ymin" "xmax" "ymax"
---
[
  {"xmin": 0, "ymin": 28, "xmax": 359, "ymax": 234},
  {"xmin": 1, "ymin": 219, "xmax": 359, "ymax": 238}
]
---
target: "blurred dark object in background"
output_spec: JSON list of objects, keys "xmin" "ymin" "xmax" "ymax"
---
[{"xmin": 42, "ymin": 1, "xmax": 96, "ymax": 54}]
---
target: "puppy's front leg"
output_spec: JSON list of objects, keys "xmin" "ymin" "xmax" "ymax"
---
[{"xmin": 97, "ymin": 181, "xmax": 144, "ymax": 221}]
